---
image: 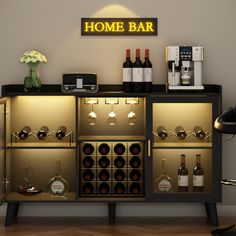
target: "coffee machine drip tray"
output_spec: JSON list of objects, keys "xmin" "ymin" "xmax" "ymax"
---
[{"xmin": 169, "ymin": 85, "xmax": 204, "ymax": 90}]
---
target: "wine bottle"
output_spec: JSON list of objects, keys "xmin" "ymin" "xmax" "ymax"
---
[
  {"xmin": 114, "ymin": 169, "xmax": 125, "ymax": 181},
  {"xmin": 193, "ymin": 154, "xmax": 204, "ymax": 192},
  {"xmin": 18, "ymin": 126, "xmax": 31, "ymax": 140},
  {"xmin": 82, "ymin": 183, "xmax": 94, "ymax": 194},
  {"xmin": 156, "ymin": 126, "xmax": 168, "ymax": 140},
  {"xmin": 129, "ymin": 182, "xmax": 141, "ymax": 194},
  {"xmin": 82, "ymin": 143, "xmax": 95, "ymax": 155},
  {"xmin": 37, "ymin": 126, "xmax": 49, "ymax": 140},
  {"xmin": 48, "ymin": 160, "xmax": 69, "ymax": 196},
  {"xmin": 193, "ymin": 126, "xmax": 207, "ymax": 140},
  {"xmin": 132, "ymin": 48, "xmax": 144, "ymax": 92},
  {"xmin": 123, "ymin": 49, "xmax": 132, "ymax": 92},
  {"xmin": 82, "ymin": 169, "xmax": 94, "ymax": 181},
  {"xmin": 98, "ymin": 182, "xmax": 110, "ymax": 194},
  {"xmin": 56, "ymin": 126, "xmax": 67, "ymax": 140},
  {"xmin": 129, "ymin": 143, "xmax": 141, "ymax": 155},
  {"xmin": 114, "ymin": 156, "xmax": 125, "ymax": 168},
  {"xmin": 177, "ymin": 154, "xmax": 189, "ymax": 192},
  {"xmin": 98, "ymin": 143, "xmax": 110, "ymax": 155},
  {"xmin": 98, "ymin": 156, "xmax": 110, "ymax": 168},
  {"xmin": 129, "ymin": 169, "xmax": 141, "ymax": 181},
  {"xmin": 83, "ymin": 156, "xmax": 94, "ymax": 168},
  {"xmin": 175, "ymin": 126, "xmax": 187, "ymax": 140},
  {"xmin": 143, "ymin": 48, "xmax": 152, "ymax": 92},
  {"xmin": 154, "ymin": 159, "xmax": 173, "ymax": 192},
  {"xmin": 129, "ymin": 156, "xmax": 141, "ymax": 168},
  {"xmin": 114, "ymin": 182, "xmax": 126, "ymax": 194},
  {"xmin": 114, "ymin": 143, "xmax": 126, "ymax": 155},
  {"xmin": 98, "ymin": 169, "xmax": 110, "ymax": 181}
]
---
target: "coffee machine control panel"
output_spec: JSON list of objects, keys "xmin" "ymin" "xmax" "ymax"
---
[{"xmin": 179, "ymin": 46, "xmax": 192, "ymax": 61}]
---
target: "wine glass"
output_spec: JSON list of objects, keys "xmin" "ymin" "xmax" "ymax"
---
[
  {"xmin": 127, "ymin": 104, "xmax": 136, "ymax": 125},
  {"xmin": 88, "ymin": 104, "xmax": 97, "ymax": 126},
  {"xmin": 107, "ymin": 104, "xmax": 117, "ymax": 125}
]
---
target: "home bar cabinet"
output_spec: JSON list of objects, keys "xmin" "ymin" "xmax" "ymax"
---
[{"xmin": 0, "ymin": 84, "xmax": 222, "ymax": 226}]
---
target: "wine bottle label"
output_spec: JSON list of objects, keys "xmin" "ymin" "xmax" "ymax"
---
[
  {"xmin": 158, "ymin": 179, "xmax": 172, "ymax": 192},
  {"xmin": 123, "ymin": 68, "xmax": 132, "ymax": 82},
  {"xmin": 144, "ymin": 68, "xmax": 152, "ymax": 82},
  {"xmin": 50, "ymin": 180, "xmax": 65, "ymax": 194},
  {"xmin": 132, "ymin": 68, "xmax": 143, "ymax": 82},
  {"xmin": 193, "ymin": 175, "xmax": 204, "ymax": 186},
  {"xmin": 178, "ymin": 175, "xmax": 189, "ymax": 186}
]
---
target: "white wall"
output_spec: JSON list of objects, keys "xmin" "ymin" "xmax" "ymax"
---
[{"xmin": 1, "ymin": 0, "xmax": 236, "ymax": 216}]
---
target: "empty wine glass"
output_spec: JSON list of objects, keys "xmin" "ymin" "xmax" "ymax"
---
[
  {"xmin": 107, "ymin": 104, "xmax": 117, "ymax": 125},
  {"xmin": 88, "ymin": 104, "xmax": 97, "ymax": 126},
  {"xmin": 127, "ymin": 104, "xmax": 136, "ymax": 125}
]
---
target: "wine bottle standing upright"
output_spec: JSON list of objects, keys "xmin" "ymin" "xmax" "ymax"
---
[
  {"xmin": 123, "ymin": 49, "xmax": 132, "ymax": 92},
  {"xmin": 132, "ymin": 49, "xmax": 144, "ymax": 92},
  {"xmin": 193, "ymin": 154, "xmax": 204, "ymax": 192},
  {"xmin": 177, "ymin": 154, "xmax": 189, "ymax": 192},
  {"xmin": 143, "ymin": 48, "xmax": 152, "ymax": 92}
]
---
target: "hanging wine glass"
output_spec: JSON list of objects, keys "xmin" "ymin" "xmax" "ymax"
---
[
  {"xmin": 88, "ymin": 104, "xmax": 97, "ymax": 126},
  {"xmin": 107, "ymin": 103, "xmax": 117, "ymax": 125},
  {"xmin": 127, "ymin": 103, "xmax": 136, "ymax": 125}
]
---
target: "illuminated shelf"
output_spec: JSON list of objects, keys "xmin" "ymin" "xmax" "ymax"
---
[
  {"xmin": 7, "ymin": 142, "xmax": 76, "ymax": 149},
  {"xmin": 78, "ymin": 135, "xmax": 145, "ymax": 141},
  {"xmin": 6, "ymin": 192, "xmax": 76, "ymax": 202},
  {"xmin": 153, "ymin": 142, "xmax": 212, "ymax": 149}
]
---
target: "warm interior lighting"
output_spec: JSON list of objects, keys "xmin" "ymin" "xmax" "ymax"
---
[
  {"xmin": 125, "ymin": 98, "xmax": 139, "ymax": 105},
  {"xmin": 105, "ymin": 98, "xmax": 119, "ymax": 105},
  {"xmin": 84, "ymin": 98, "xmax": 98, "ymax": 105}
]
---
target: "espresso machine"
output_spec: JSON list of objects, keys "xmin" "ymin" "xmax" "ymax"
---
[{"xmin": 166, "ymin": 46, "xmax": 204, "ymax": 90}]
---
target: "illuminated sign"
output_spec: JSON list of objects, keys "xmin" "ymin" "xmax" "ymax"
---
[{"xmin": 81, "ymin": 18, "xmax": 158, "ymax": 36}]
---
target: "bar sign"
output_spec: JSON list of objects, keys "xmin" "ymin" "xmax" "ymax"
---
[{"xmin": 81, "ymin": 18, "xmax": 158, "ymax": 36}]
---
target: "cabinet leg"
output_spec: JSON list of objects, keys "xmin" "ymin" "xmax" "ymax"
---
[
  {"xmin": 204, "ymin": 202, "xmax": 219, "ymax": 227},
  {"xmin": 108, "ymin": 202, "xmax": 116, "ymax": 225},
  {"xmin": 5, "ymin": 202, "xmax": 20, "ymax": 227}
]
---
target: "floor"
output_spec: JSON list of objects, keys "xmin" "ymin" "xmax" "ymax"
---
[{"xmin": 0, "ymin": 217, "xmax": 235, "ymax": 236}]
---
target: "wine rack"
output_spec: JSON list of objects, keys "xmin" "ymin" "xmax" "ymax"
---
[{"xmin": 79, "ymin": 141, "xmax": 144, "ymax": 197}]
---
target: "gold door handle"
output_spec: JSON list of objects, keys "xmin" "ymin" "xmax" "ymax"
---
[{"xmin": 148, "ymin": 140, "xmax": 151, "ymax": 158}]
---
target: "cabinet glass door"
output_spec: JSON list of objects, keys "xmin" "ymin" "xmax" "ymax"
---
[
  {"xmin": 0, "ymin": 99, "xmax": 6, "ymax": 204},
  {"xmin": 146, "ymin": 95, "xmax": 221, "ymax": 202}
]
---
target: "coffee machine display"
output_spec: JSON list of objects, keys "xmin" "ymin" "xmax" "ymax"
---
[{"xmin": 166, "ymin": 46, "xmax": 204, "ymax": 90}]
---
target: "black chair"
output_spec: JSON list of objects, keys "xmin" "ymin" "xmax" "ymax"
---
[{"xmin": 212, "ymin": 106, "xmax": 236, "ymax": 236}]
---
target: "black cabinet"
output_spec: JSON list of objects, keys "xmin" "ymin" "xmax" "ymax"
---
[{"xmin": 0, "ymin": 84, "xmax": 222, "ymax": 227}]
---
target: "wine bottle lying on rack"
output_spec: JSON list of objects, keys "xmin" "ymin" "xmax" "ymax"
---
[
  {"xmin": 114, "ymin": 182, "xmax": 126, "ymax": 194},
  {"xmin": 82, "ymin": 169, "xmax": 94, "ymax": 181},
  {"xmin": 129, "ymin": 156, "xmax": 141, "ymax": 168},
  {"xmin": 98, "ymin": 156, "xmax": 110, "ymax": 168},
  {"xmin": 98, "ymin": 169, "xmax": 110, "ymax": 181},
  {"xmin": 37, "ymin": 126, "xmax": 49, "ymax": 140},
  {"xmin": 114, "ymin": 143, "xmax": 126, "ymax": 155},
  {"xmin": 83, "ymin": 156, "xmax": 94, "ymax": 168},
  {"xmin": 129, "ymin": 143, "xmax": 141, "ymax": 155},
  {"xmin": 82, "ymin": 183, "xmax": 94, "ymax": 194},
  {"xmin": 98, "ymin": 183, "xmax": 110, "ymax": 194},
  {"xmin": 114, "ymin": 169, "xmax": 125, "ymax": 181},
  {"xmin": 129, "ymin": 182, "xmax": 141, "ymax": 194},
  {"xmin": 18, "ymin": 126, "xmax": 31, "ymax": 140},
  {"xmin": 130, "ymin": 169, "xmax": 141, "ymax": 181},
  {"xmin": 98, "ymin": 143, "xmax": 110, "ymax": 155},
  {"xmin": 56, "ymin": 126, "xmax": 67, "ymax": 140},
  {"xmin": 82, "ymin": 143, "xmax": 95, "ymax": 155},
  {"xmin": 114, "ymin": 156, "xmax": 125, "ymax": 168}
]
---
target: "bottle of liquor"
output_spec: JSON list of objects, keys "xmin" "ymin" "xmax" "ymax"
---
[
  {"xmin": 98, "ymin": 182, "xmax": 110, "ymax": 194},
  {"xmin": 129, "ymin": 143, "xmax": 141, "ymax": 155},
  {"xmin": 129, "ymin": 169, "xmax": 141, "ymax": 181},
  {"xmin": 83, "ymin": 156, "xmax": 94, "ymax": 168},
  {"xmin": 156, "ymin": 126, "xmax": 168, "ymax": 140},
  {"xmin": 123, "ymin": 49, "xmax": 132, "ymax": 92},
  {"xmin": 98, "ymin": 143, "xmax": 110, "ymax": 155},
  {"xmin": 114, "ymin": 143, "xmax": 126, "ymax": 155},
  {"xmin": 55, "ymin": 126, "xmax": 67, "ymax": 140},
  {"xmin": 129, "ymin": 156, "xmax": 141, "ymax": 168},
  {"xmin": 98, "ymin": 169, "xmax": 110, "ymax": 181},
  {"xmin": 143, "ymin": 48, "xmax": 152, "ymax": 92},
  {"xmin": 193, "ymin": 126, "xmax": 207, "ymax": 140},
  {"xmin": 114, "ymin": 156, "xmax": 125, "ymax": 168},
  {"xmin": 132, "ymin": 48, "xmax": 143, "ymax": 92},
  {"xmin": 175, "ymin": 126, "xmax": 187, "ymax": 140},
  {"xmin": 114, "ymin": 182, "xmax": 126, "ymax": 194},
  {"xmin": 129, "ymin": 182, "xmax": 141, "ymax": 194},
  {"xmin": 177, "ymin": 154, "xmax": 189, "ymax": 192},
  {"xmin": 114, "ymin": 169, "xmax": 125, "ymax": 181},
  {"xmin": 82, "ymin": 143, "xmax": 95, "ymax": 155},
  {"xmin": 98, "ymin": 156, "xmax": 110, "ymax": 168},
  {"xmin": 82, "ymin": 183, "xmax": 94, "ymax": 194},
  {"xmin": 154, "ymin": 159, "xmax": 173, "ymax": 192},
  {"xmin": 37, "ymin": 126, "xmax": 49, "ymax": 140},
  {"xmin": 18, "ymin": 126, "xmax": 31, "ymax": 140},
  {"xmin": 48, "ymin": 160, "xmax": 69, "ymax": 196},
  {"xmin": 193, "ymin": 154, "xmax": 204, "ymax": 192},
  {"xmin": 82, "ymin": 169, "xmax": 94, "ymax": 181}
]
